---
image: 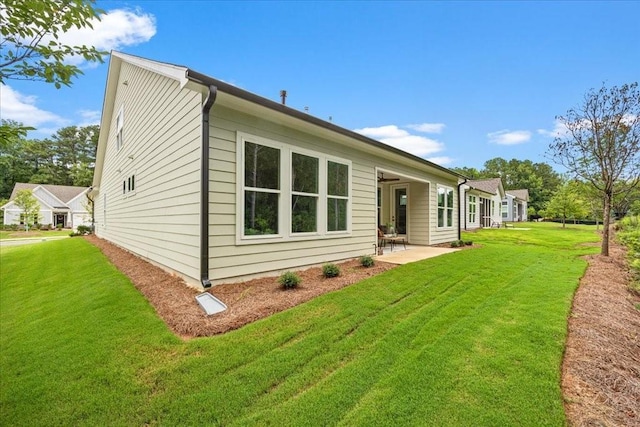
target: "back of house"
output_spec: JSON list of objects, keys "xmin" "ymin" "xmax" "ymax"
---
[{"xmin": 92, "ymin": 51, "xmax": 462, "ymax": 288}]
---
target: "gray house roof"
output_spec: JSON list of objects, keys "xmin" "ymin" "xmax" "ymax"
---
[
  {"xmin": 467, "ymin": 178, "xmax": 503, "ymax": 195},
  {"xmin": 9, "ymin": 183, "xmax": 88, "ymax": 206},
  {"xmin": 507, "ymin": 189, "xmax": 529, "ymax": 201}
]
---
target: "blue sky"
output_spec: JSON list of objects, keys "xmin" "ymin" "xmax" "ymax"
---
[{"xmin": 2, "ymin": 1, "xmax": 638, "ymax": 171}]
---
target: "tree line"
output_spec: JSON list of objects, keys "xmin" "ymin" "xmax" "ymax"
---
[{"xmin": 0, "ymin": 120, "xmax": 98, "ymax": 200}]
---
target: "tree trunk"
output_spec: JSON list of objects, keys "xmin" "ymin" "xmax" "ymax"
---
[{"xmin": 601, "ymin": 195, "xmax": 611, "ymax": 256}]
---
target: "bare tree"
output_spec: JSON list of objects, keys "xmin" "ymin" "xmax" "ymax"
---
[{"xmin": 549, "ymin": 82, "xmax": 640, "ymax": 256}]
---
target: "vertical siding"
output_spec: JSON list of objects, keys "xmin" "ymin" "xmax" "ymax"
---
[{"xmin": 93, "ymin": 62, "xmax": 203, "ymax": 285}]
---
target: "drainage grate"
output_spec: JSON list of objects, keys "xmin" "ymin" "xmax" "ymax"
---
[{"xmin": 195, "ymin": 293, "xmax": 227, "ymax": 316}]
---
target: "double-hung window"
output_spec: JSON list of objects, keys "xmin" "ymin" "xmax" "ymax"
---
[
  {"xmin": 468, "ymin": 195, "xmax": 477, "ymax": 223},
  {"xmin": 243, "ymin": 141, "xmax": 280, "ymax": 236},
  {"xmin": 291, "ymin": 153, "xmax": 319, "ymax": 233},
  {"xmin": 327, "ymin": 161, "xmax": 349, "ymax": 232},
  {"xmin": 238, "ymin": 133, "xmax": 351, "ymax": 242},
  {"xmin": 437, "ymin": 186, "xmax": 454, "ymax": 228}
]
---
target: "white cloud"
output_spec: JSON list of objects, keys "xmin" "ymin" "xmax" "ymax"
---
[
  {"xmin": 77, "ymin": 110, "xmax": 101, "ymax": 126},
  {"xmin": 0, "ymin": 85, "xmax": 68, "ymax": 127},
  {"xmin": 487, "ymin": 129, "xmax": 531, "ymax": 145},
  {"xmin": 406, "ymin": 123, "xmax": 446, "ymax": 134},
  {"xmin": 426, "ymin": 156, "xmax": 454, "ymax": 165},
  {"xmin": 48, "ymin": 8, "xmax": 157, "ymax": 66},
  {"xmin": 354, "ymin": 124, "xmax": 445, "ymax": 157},
  {"xmin": 537, "ymin": 119, "xmax": 571, "ymax": 138}
]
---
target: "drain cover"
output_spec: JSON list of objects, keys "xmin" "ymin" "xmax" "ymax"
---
[{"xmin": 195, "ymin": 293, "xmax": 227, "ymax": 315}]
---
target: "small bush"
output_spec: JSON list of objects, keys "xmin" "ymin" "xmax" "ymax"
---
[
  {"xmin": 279, "ymin": 271, "xmax": 301, "ymax": 289},
  {"xmin": 322, "ymin": 263, "xmax": 341, "ymax": 278},
  {"xmin": 464, "ymin": 241, "xmax": 473, "ymax": 246},
  {"xmin": 359, "ymin": 255, "xmax": 375, "ymax": 268},
  {"xmin": 450, "ymin": 240, "xmax": 464, "ymax": 248},
  {"xmin": 76, "ymin": 225, "xmax": 92, "ymax": 235},
  {"xmin": 56, "ymin": 224, "xmax": 62, "ymax": 230}
]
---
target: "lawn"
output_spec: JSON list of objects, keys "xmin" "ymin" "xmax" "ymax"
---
[
  {"xmin": 0, "ymin": 222, "xmax": 599, "ymax": 426},
  {"xmin": 0, "ymin": 229, "xmax": 71, "ymax": 240}
]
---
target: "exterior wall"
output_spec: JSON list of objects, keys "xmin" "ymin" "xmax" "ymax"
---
[
  {"xmin": 2, "ymin": 200, "xmax": 53, "ymax": 226},
  {"xmin": 408, "ymin": 181, "xmax": 430, "ymax": 245},
  {"xmin": 32, "ymin": 187, "xmax": 63, "ymax": 208},
  {"xmin": 206, "ymin": 104, "xmax": 458, "ymax": 283},
  {"xmin": 93, "ymin": 62, "xmax": 203, "ymax": 285}
]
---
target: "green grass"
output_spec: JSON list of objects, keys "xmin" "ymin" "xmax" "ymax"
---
[
  {"xmin": 0, "ymin": 229, "xmax": 71, "ymax": 239},
  {"xmin": 0, "ymin": 222, "xmax": 599, "ymax": 426}
]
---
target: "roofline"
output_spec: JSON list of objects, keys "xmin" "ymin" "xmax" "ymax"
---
[{"xmin": 185, "ymin": 69, "xmax": 463, "ymax": 179}]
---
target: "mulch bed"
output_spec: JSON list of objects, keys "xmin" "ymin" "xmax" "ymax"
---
[
  {"xmin": 562, "ymin": 238, "xmax": 640, "ymax": 427},
  {"xmin": 85, "ymin": 233, "xmax": 640, "ymax": 425},
  {"xmin": 84, "ymin": 235, "xmax": 396, "ymax": 338}
]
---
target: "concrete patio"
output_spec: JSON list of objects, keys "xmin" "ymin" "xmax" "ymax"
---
[{"xmin": 376, "ymin": 244, "xmax": 460, "ymax": 265}]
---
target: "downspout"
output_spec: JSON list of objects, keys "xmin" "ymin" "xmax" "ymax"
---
[
  {"xmin": 457, "ymin": 179, "xmax": 467, "ymax": 241},
  {"xmin": 200, "ymin": 85, "xmax": 217, "ymax": 288}
]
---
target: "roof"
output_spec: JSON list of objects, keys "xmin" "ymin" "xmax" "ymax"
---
[
  {"xmin": 9, "ymin": 183, "xmax": 88, "ymax": 204},
  {"xmin": 94, "ymin": 51, "xmax": 463, "ymax": 189},
  {"xmin": 467, "ymin": 178, "xmax": 503, "ymax": 195},
  {"xmin": 507, "ymin": 189, "xmax": 529, "ymax": 201}
]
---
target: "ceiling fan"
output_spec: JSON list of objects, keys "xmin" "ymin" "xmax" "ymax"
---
[{"xmin": 378, "ymin": 172, "xmax": 400, "ymax": 183}]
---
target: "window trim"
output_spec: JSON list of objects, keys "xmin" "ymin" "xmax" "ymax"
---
[
  {"xmin": 236, "ymin": 132, "xmax": 352, "ymax": 245},
  {"xmin": 468, "ymin": 194, "xmax": 477, "ymax": 223},
  {"xmin": 115, "ymin": 105, "xmax": 124, "ymax": 151},
  {"xmin": 437, "ymin": 185, "xmax": 454, "ymax": 229}
]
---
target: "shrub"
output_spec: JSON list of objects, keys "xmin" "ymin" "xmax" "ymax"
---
[
  {"xmin": 279, "ymin": 271, "xmax": 300, "ymax": 289},
  {"xmin": 359, "ymin": 255, "xmax": 375, "ymax": 268},
  {"xmin": 56, "ymin": 224, "xmax": 62, "ymax": 230},
  {"xmin": 464, "ymin": 241, "xmax": 473, "ymax": 246},
  {"xmin": 76, "ymin": 225, "xmax": 92, "ymax": 235},
  {"xmin": 322, "ymin": 263, "xmax": 340, "ymax": 278},
  {"xmin": 450, "ymin": 240, "xmax": 464, "ymax": 248}
]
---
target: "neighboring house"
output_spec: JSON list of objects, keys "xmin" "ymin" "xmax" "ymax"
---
[
  {"xmin": 502, "ymin": 189, "xmax": 529, "ymax": 222},
  {"xmin": 2, "ymin": 183, "xmax": 91, "ymax": 229},
  {"xmin": 460, "ymin": 178, "xmax": 506, "ymax": 229},
  {"xmin": 91, "ymin": 51, "xmax": 463, "ymax": 288}
]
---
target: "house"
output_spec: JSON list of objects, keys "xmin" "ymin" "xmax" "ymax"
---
[
  {"xmin": 91, "ymin": 51, "xmax": 463, "ymax": 288},
  {"xmin": 459, "ymin": 178, "xmax": 506, "ymax": 229},
  {"xmin": 502, "ymin": 189, "xmax": 529, "ymax": 222},
  {"xmin": 2, "ymin": 183, "xmax": 91, "ymax": 229}
]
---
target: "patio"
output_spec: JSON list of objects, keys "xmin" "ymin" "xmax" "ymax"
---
[{"xmin": 376, "ymin": 244, "xmax": 460, "ymax": 265}]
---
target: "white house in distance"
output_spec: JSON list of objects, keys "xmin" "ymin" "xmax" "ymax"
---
[
  {"xmin": 502, "ymin": 189, "xmax": 529, "ymax": 222},
  {"xmin": 2, "ymin": 183, "xmax": 91, "ymax": 229},
  {"xmin": 460, "ymin": 178, "xmax": 506, "ymax": 229},
  {"xmin": 91, "ymin": 51, "xmax": 463, "ymax": 288}
]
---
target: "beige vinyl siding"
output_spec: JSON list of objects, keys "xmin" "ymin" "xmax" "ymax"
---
[
  {"xmin": 93, "ymin": 62, "xmax": 203, "ymax": 285},
  {"xmin": 206, "ymin": 104, "xmax": 458, "ymax": 283},
  {"xmin": 408, "ymin": 181, "xmax": 430, "ymax": 245}
]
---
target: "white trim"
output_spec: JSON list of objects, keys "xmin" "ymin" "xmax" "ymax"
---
[
  {"xmin": 437, "ymin": 184, "xmax": 455, "ymax": 229},
  {"xmin": 235, "ymin": 131, "xmax": 352, "ymax": 245}
]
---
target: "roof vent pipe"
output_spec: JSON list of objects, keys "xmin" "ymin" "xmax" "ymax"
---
[
  {"xmin": 200, "ymin": 85, "xmax": 217, "ymax": 289},
  {"xmin": 280, "ymin": 90, "xmax": 287, "ymax": 105}
]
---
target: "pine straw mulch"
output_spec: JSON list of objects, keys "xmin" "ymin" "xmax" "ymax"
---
[
  {"xmin": 562, "ymin": 237, "xmax": 640, "ymax": 427},
  {"xmin": 84, "ymin": 234, "xmax": 640, "ymax": 425},
  {"xmin": 84, "ymin": 235, "xmax": 396, "ymax": 338}
]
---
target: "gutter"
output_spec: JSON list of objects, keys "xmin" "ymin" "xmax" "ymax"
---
[
  {"xmin": 457, "ymin": 179, "xmax": 467, "ymax": 241},
  {"xmin": 200, "ymin": 85, "xmax": 217, "ymax": 288}
]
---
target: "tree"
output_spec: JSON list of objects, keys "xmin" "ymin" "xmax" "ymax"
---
[
  {"xmin": 544, "ymin": 180, "xmax": 588, "ymax": 228},
  {"xmin": 549, "ymin": 82, "xmax": 640, "ymax": 255},
  {"xmin": 0, "ymin": 0, "xmax": 106, "ymax": 88},
  {"xmin": 13, "ymin": 189, "xmax": 40, "ymax": 231}
]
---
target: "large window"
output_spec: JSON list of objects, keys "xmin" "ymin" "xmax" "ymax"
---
[
  {"xmin": 291, "ymin": 153, "xmax": 318, "ymax": 233},
  {"xmin": 437, "ymin": 186, "xmax": 454, "ymax": 228},
  {"xmin": 238, "ymin": 133, "xmax": 351, "ymax": 242},
  {"xmin": 502, "ymin": 201, "xmax": 508, "ymax": 218},
  {"xmin": 244, "ymin": 141, "xmax": 280, "ymax": 235},
  {"xmin": 327, "ymin": 161, "xmax": 349, "ymax": 232},
  {"xmin": 468, "ymin": 195, "xmax": 477, "ymax": 223}
]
